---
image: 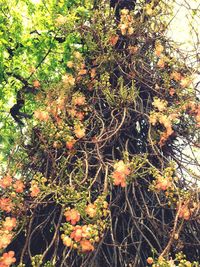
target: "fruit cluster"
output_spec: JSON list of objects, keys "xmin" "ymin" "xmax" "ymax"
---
[{"xmin": 147, "ymin": 252, "xmax": 199, "ymax": 266}]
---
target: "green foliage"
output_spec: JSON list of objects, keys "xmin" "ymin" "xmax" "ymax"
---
[{"xmin": 0, "ymin": 0, "xmax": 91, "ymax": 163}]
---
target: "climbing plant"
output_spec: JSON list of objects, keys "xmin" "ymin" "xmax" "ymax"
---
[{"xmin": 0, "ymin": 0, "xmax": 200, "ymax": 266}]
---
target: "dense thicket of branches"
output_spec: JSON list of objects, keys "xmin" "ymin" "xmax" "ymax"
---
[{"xmin": 0, "ymin": 0, "xmax": 200, "ymax": 267}]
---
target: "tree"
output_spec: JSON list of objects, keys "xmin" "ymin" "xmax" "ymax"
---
[{"xmin": 0, "ymin": 0, "xmax": 199, "ymax": 266}]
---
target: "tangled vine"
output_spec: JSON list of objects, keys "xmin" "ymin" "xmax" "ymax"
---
[{"xmin": 0, "ymin": 0, "xmax": 200, "ymax": 266}]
